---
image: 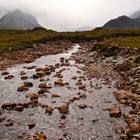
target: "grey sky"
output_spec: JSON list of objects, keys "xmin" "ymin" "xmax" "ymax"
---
[{"xmin": 0, "ymin": 0, "xmax": 140, "ymax": 31}]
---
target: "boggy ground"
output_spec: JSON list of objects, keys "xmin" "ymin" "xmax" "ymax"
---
[{"xmin": 74, "ymin": 41, "xmax": 140, "ymax": 140}]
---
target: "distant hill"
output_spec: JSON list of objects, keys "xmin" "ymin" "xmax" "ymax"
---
[
  {"xmin": 103, "ymin": 15, "xmax": 140, "ymax": 29},
  {"xmin": 0, "ymin": 9, "xmax": 42, "ymax": 30}
]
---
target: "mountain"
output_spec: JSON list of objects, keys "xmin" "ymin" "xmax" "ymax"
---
[
  {"xmin": 103, "ymin": 15, "xmax": 140, "ymax": 29},
  {"xmin": 0, "ymin": 9, "xmax": 42, "ymax": 30}
]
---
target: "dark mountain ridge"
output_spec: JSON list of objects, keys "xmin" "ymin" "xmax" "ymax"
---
[
  {"xmin": 103, "ymin": 15, "xmax": 140, "ymax": 29},
  {"xmin": 0, "ymin": 9, "xmax": 42, "ymax": 30}
]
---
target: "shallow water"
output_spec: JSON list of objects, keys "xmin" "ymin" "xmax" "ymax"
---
[{"xmin": 0, "ymin": 45, "xmax": 125, "ymax": 140}]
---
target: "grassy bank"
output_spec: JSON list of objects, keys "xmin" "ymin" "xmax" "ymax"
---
[{"xmin": 0, "ymin": 27, "xmax": 140, "ymax": 54}]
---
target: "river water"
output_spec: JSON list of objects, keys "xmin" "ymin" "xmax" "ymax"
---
[{"xmin": 0, "ymin": 45, "xmax": 123, "ymax": 140}]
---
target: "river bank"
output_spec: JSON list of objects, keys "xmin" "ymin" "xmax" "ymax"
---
[
  {"xmin": 74, "ymin": 41, "xmax": 140, "ymax": 139},
  {"xmin": 0, "ymin": 40, "xmax": 73, "ymax": 71}
]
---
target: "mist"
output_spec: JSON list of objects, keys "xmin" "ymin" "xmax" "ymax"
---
[{"xmin": 0, "ymin": 0, "xmax": 140, "ymax": 31}]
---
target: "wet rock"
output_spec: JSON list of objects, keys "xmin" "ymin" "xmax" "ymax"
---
[
  {"xmin": 129, "ymin": 122, "xmax": 140, "ymax": 133},
  {"xmin": 109, "ymin": 106, "xmax": 122, "ymax": 117},
  {"xmin": 46, "ymin": 85, "xmax": 52, "ymax": 89},
  {"xmin": 57, "ymin": 104, "xmax": 69, "ymax": 114},
  {"xmin": 134, "ymin": 56, "xmax": 140, "ymax": 64},
  {"xmin": 54, "ymin": 79, "xmax": 65, "ymax": 86},
  {"xmin": 114, "ymin": 90, "xmax": 133, "ymax": 104},
  {"xmin": 26, "ymin": 93, "xmax": 38, "ymax": 101},
  {"xmin": 29, "ymin": 100, "xmax": 38, "ymax": 107},
  {"xmin": 38, "ymin": 83, "xmax": 47, "ymax": 89},
  {"xmin": 0, "ymin": 115, "xmax": 6, "ymax": 122},
  {"xmin": 38, "ymin": 89, "xmax": 46, "ymax": 95},
  {"xmin": 24, "ymin": 81, "xmax": 33, "ymax": 87},
  {"xmin": 4, "ymin": 75, "xmax": 14, "ymax": 80},
  {"xmin": 79, "ymin": 104, "xmax": 88, "ymax": 109},
  {"xmin": 60, "ymin": 115, "xmax": 67, "ymax": 120},
  {"xmin": 40, "ymin": 79, "xmax": 46, "ymax": 82},
  {"xmin": 21, "ymin": 76, "xmax": 28, "ymax": 80},
  {"xmin": 32, "ymin": 74, "xmax": 39, "ymax": 79},
  {"xmin": 20, "ymin": 71, "xmax": 26, "ymax": 75},
  {"xmin": 15, "ymin": 105, "xmax": 24, "ymax": 112},
  {"xmin": 115, "ymin": 127, "xmax": 123, "ymax": 134},
  {"xmin": 45, "ymin": 106, "xmax": 53, "ymax": 115},
  {"xmin": 5, "ymin": 119, "xmax": 14, "ymax": 126},
  {"xmin": 28, "ymin": 122, "xmax": 35, "ymax": 129},
  {"xmin": 26, "ymin": 66, "xmax": 37, "ymax": 70},
  {"xmin": 1, "ymin": 102, "xmax": 17, "ymax": 110},
  {"xmin": 51, "ymin": 94, "xmax": 60, "ymax": 98},
  {"xmin": 58, "ymin": 122, "xmax": 65, "ymax": 128},
  {"xmin": 71, "ymin": 76, "xmax": 77, "ymax": 80},
  {"xmin": 22, "ymin": 102, "xmax": 30, "ymax": 108},
  {"xmin": 36, "ymin": 71, "xmax": 46, "ymax": 77},
  {"xmin": 28, "ymin": 132, "xmax": 47, "ymax": 140},
  {"xmin": 69, "ymin": 96, "xmax": 80, "ymax": 103},
  {"xmin": 1, "ymin": 71, "xmax": 9, "ymax": 75},
  {"xmin": 60, "ymin": 57, "xmax": 65, "ymax": 63},
  {"xmin": 17, "ymin": 85, "xmax": 28, "ymax": 92},
  {"xmin": 78, "ymin": 85, "xmax": 86, "ymax": 90}
]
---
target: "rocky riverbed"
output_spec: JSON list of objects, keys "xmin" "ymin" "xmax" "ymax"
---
[
  {"xmin": 0, "ymin": 41, "xmax": 140, "ymax": 140},
  {"xmin": 74, "ymin": 41, "xmax": 140, "ymax": 140}
]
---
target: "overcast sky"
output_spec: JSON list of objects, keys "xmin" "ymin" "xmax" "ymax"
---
[{"xmin": 0, "ymin": 0, "xmax": 140, "ymax": 31}]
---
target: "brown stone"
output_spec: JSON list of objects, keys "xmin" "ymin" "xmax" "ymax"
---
[
  {"xmin": 45, "ymin": 106, "xmax": 53, "ymax": 114},
  {"xmin": 58, "ymin": 122, "xmax": 65, "ymax": 128},
  {"xmin": 79, "ymin": 85, "xmax": 86, "ymax": 90},
  {"xmin": 29, "ymin": 132, "xmax": 46, "ymax": 140},
  {"xmin": 28, "ymin": 122, "xmax": 35, "ymax": 129},
  {"xmin": 4, "ymin": 75, "xmax": 14, "ymax": 80},
  {"xmin": 71, "ymin": 76, "xmax": 77, "ymax": 80},
  {"xmin": 17, "ymin": 85, "xmax": 28, "ymax": 92},
  {"xmin": 79, "ymin": 104, "xmax": 88, "ymax": 109},
  {"xmin": 129, "ymin": 122, "xmax": 140, "ymax": 133},
  {"xmin": 1, "ymin": 102, "xmax": 17, "ymax": 110},
  {"xmin": 110, "ymin": 106, "xmax": 122, "ymax": 117},
  {"xmin": 1, "ymin": 71, "xmax": 9, "ymax": 75},
  {"xmin": 15, "ymin": 105, "xmax": 24, "ymax": 112},
  {"xmin": 38, "ymin": 83, "xmax": 47, "ymax": 89},
  {"xmin": 54, "ymin": 79, "xmax": 65, "ymax": 86},
  {"xmin": 0, "ymin": 115, "xmax": 6, "ymax": 122},
  {"xmin": 57, "ymin": 104, "xmax": 69, "ymax": 114},
  {"xmin": 24, "ymin": 82, "xmax": 33, "ymax": 87},
  {"xmin": 51, "ymin": 94, "xmax": 60, "ymax": 98},
  {"xmin": 5, "ymin": 119, "xmax": 13, "ymax": 126},
  {"xmin": 38, "ymin": 89, "xmax": 46, "ymax": 95},
  {"xmin": 21, "ymin": 76, "xmax": 28, "ymax": 80}
]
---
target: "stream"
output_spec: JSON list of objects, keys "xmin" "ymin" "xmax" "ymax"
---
[{"xmin": 0, "ymin": 44, "xmax": 124, "ymax": 140}]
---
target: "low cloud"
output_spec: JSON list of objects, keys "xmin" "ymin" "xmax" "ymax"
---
[{"xmin": 0, "ymin": 0, "xmax": 140, "ymax": 31}]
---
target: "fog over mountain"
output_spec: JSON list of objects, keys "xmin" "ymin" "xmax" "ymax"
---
[
  {"xmin": 0, "ymin": 10, "xmax": 41, "ymax": 30},
  {"xmin": 0, "ymin": 0, "xmax": 140, "ymax": 31}
]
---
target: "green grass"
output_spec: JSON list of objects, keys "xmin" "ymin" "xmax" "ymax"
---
[
  {"xmin": 0, "ymin": 27, "xmax": 140, "ymax": 54},
  {"xmin": 102, "ymin": 36, "xmax": 140, "ymax": 47}
]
